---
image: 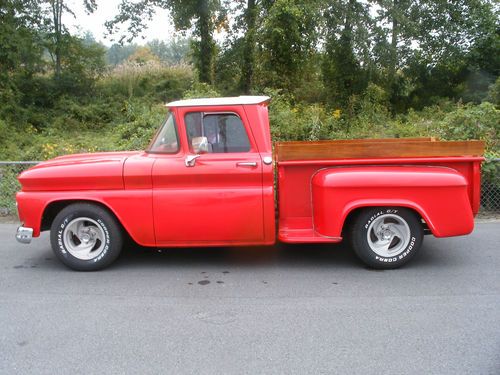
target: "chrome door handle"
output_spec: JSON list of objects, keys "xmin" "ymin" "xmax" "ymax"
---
[{"xmin": 236, "ymin": 162, "xmax": 258, "ymax": 167}]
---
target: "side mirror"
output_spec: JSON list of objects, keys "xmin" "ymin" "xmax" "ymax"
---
[{"xmin": 192, "ymin": 136, "xmax": 209, "ymax": 154}]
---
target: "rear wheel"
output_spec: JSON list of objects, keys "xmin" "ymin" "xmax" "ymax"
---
[
  {"xmin": 349, "ymin": 207, "xmax": 423, "ymax": 269},
  {"xmin": 50, "ymin": 203, "xmax": 123, "ymax": 271}
]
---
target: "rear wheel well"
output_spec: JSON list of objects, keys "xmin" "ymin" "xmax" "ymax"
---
[{"xmin": 342, "ymin": 206, "xmax": 427, "ymax": 238}]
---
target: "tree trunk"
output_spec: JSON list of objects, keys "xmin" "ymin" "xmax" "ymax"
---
[
  {"xmin": 388, "ymin": 0, "xmax": 398, "ymax": 88},
  {"xmin": 197, "ymin": 0, "xmax": 213, "ymax": 84},
  {"xmin": 52, "ymin": 0, "xmax": 62, "ymax": 80},
  {"xmin": 240, "ymin": 0, "xmax": 257, "ymax": 93}
]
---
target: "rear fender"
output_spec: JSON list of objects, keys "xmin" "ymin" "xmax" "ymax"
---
[{"xmin": 311, "ymin": 166, "xmax": 474, "ymax": 238}]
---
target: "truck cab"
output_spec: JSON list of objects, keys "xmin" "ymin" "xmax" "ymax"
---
[{"xmin": 147, "ymin": 96, "xmax": 276, "ymax": 246}]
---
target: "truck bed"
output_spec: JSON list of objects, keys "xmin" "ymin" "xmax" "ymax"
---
[{"xmin": 275, "ymin": 138, "xmax": 484, "ymax": 243}]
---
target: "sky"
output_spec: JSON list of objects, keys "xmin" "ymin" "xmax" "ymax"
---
[{"xmin": 64, "ymin": 0, "xmax": 177, "ymax": 46}]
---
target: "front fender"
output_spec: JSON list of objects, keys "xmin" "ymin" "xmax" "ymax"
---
[
  {"xmin": 16, "ymin": 190, "xmax": 155, "ymax": 246},
  {"xmin": 311, "ymin": 166, "xmax": 474, "ymax": 238}
]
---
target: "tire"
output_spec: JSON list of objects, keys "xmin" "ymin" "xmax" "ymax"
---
[
  {"xmin": 50, "ymin": 203, "xmax": 123, "ymax": 271},
  {"xmin": 349, "ymin": 207, "xmax": 423, "ymax": 269}
]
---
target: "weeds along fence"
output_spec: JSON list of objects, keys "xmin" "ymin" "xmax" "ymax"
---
[{"xmin": 1, "ymin": 159, "xmax": 499, "ymax": 218}]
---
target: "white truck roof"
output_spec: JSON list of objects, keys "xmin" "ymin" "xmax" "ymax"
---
[{"xmin": 166, "ymin": 96, "xmax": 271, "ymax": 107}]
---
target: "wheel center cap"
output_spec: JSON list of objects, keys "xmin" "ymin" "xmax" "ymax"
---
[
  {"xmin": 81, "ymin": 234, "xmax": 91, "ymax": 243},
  {"xmin": 382, "ymin": 230, "xmax": 392, "ymax": 240}
]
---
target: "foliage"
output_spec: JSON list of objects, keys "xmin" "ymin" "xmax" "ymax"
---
[
  {"xmin": 259, "ymin": 0, "xmax": 319, "ymax": 93},
  {"xmin": 0, "ymin": 0, "xmax": 498, "ymax": 166},
  {"xmin": 487, "ymin": 76, "xmax": 500, "ymax": 106},
  {"xmin": 433, "ymin": 102, "xmax": 499, "ymax": 153},
  {"xmin": 99, "ymin": 61, "xmax": 193, "ymax": 102},
  {"xmin": 106, "ymin": 0, "xmax": 226, "ymax": 83},
  {"xmin": 183, "ymin": 82, "xmax": 221, "ymax": 99},
  {"xmin": 147, "ymin": 38, "xmax": 191, "ymax": 65},
  {"xmin": 0, "ymin": 0, "xmax": 499, "ymax": 215},
  {"xmin": 322, "ymin": 0, "xmax": 371, "ymax": 106},
  {"xmin": 0, "ymin": 62, "xmax": 194, "ymax": 161}
]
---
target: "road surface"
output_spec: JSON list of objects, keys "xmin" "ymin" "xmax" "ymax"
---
[{"xmin": 0, "ymin": 222, "xmax": 499, "ymax": 374}]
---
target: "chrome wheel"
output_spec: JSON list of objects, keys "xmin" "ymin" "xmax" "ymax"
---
[
  {"xmin": 63, "ymin": 217, "xmax": 106, "ymax": 260},
  {"xmin": 366, "ymin": 214, "xmax": 411, "ymax": 258}
]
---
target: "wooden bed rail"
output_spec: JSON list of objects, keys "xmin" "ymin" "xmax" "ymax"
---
[{"xmin": 275, "ymin": 138, "xmax": 485, "ymax": 162}]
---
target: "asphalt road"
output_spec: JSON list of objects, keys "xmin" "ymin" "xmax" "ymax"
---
[{"xmin": 0, "ymin": 222, "xmax": 499, "ymax": 375}]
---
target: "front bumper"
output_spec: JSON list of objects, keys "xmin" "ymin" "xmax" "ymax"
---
[{"xmin": 16, "ymin": 226, "xmax": 33, "ymax": 244}]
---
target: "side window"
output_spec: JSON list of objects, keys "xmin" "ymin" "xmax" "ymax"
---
[{"xmin": 185, "ymin": 112, "xmax": 251, "ymax": 153}]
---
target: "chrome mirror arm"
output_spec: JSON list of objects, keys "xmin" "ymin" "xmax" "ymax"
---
[{"xmin": 185, "ymin": 154, "xmax": 201, "ymax": 167}]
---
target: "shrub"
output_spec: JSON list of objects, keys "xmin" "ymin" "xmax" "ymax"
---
[
  {"xmin": 433, "ymin": 102, "xmax": 499, "ymax": 154},
  {"xmin": 99, "ymin": 62, "xmax": 193, "ymax": 102},
  {"xmin": 183, "ymin": 82, "xmax": 221, "ymax": 99}
]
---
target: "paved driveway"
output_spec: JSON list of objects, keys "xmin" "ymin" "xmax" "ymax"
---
[{"xmin": 0, "ymin": 222, "xmax": 499, "ymax": 374}]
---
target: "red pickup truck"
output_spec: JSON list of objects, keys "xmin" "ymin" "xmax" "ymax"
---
[{"xmin": 15, "ymin": 96, "xmax": 484, "ymax": 271}]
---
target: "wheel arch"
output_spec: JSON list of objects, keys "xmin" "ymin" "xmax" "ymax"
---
[
  {"xmin": 42, "ymin": 199, "xmax": 129, "ymax": 238},
  {"xmin": 340, "ymin": 201, "xmax": 431, "ymax": 237},
  {"xmin": 311, "ymin": 165, "xmax": 474, "ymax": 239}
]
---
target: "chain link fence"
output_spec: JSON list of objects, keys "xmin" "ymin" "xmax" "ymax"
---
[
  {"xmin": 480, "ymin": 158, "xmax": 500, "ymax": 216},
  {"xmin": 0, "ymin": 162, "xmax": 39, "ymax": 217},
  {"xmin": 1, "ymin": 159, "xmax": 500, "ymax": 218}
]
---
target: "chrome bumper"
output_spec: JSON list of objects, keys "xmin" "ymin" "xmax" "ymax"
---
[{"xmin": 16, "ymin": 226, "xmax": 33, "ymax": 244}]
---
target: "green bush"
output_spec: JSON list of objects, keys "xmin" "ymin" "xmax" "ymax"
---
[
  {"xmin": 99, "ymin": 62, "xmax": 193, "ymax": 102},
  {"xmin": 424, "ymin": 102, "xmax": 500, "ymax": 156},
  {"xmin": 183, "ymin": 82, "xmax": 221, "ymax": 99},
  {"xmin": 115, "ymin": 101, "xmax": 167, "ymax": 150},
  {"xmin": 1, "ymin": 62, "xmax": 498, "ymax": 167},
  {"xmin": 486, "ymin": 77, "xmax": 500, "ymax": 107}
]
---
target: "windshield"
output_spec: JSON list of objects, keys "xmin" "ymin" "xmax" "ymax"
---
[{"xmin": 147, "ymin": 112, "xmax": 179, "ymax": 153}]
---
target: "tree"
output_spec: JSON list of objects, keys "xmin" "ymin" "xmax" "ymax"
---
[
  {"xmin": 369, "ymin": 0, "xmax": 414, "ymax": 96},
  {"xmin": 106, "ymin": 43, "xmax": 139, "ymax": 66},
  {"xmin": 106, "ymin": 0, "xmax": 226, "ymax": 84},
  {"xmin": 260, "ymin": 0, "xmax": 319, "ymax": 93},
  {"xmin": 147, "ymin": 38, "xmax": 190, "ymax": 65},
  {"xmin": 127, "ymin": 46, "xmax": 159, "ymax": 64},
  {"xmin": 322, "ymin": 0, "xmax": 372, "ymax": 106},
  {"xmin": 53, "ymin": 35, "xmax": 106, "ymax": 95},
  {"xmin": 0, "ymin": 0, "xmax": 45, "ymax": 113},
  {"xmin": 0, "ymin": 1, "xmax": 44, "ymax": 73},
  {"xmin": 48, "ymin": 0, "xmax": 63, "ymax": 78},
  {"xmin": 44, "ymin": 0, "xmax": 97, "ymax": 79},
  {"xmin": 212, "ymin": 0, "xmax": 262, "ymax": 94},
  {"xmin": 370, "ymin": 0, "xmax": 499, "ymax": 107},
  {"xmin": 240, "ymin": 0, "xmax": 258, "ymax": 93}
]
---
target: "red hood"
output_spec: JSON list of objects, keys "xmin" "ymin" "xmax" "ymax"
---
[
  {"xmin": 19, "ymin": 151, "xmax": 141, "ymax": 191},
  {"xmin": 35, "ymin": 151, "xmax": 140, "ymax": 168}
]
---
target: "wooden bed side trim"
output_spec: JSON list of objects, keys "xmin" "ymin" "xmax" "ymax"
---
[
  {"xmin": 278, "ymin": 137, "xmax": 437, "ymax": 145},
  {"xmin": 275, "ymin": 139, "xmax": 485, "ymax": 161}
]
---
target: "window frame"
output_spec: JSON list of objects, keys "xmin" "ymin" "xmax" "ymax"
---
[
  {"xmin": 146, "ymin": 111, "xmax": 181, "ymax": 155},
  {"xmin": 183, "ymin": 110, "xmax": 253, "ymax": 154}
]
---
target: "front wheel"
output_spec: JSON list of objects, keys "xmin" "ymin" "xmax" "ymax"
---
[
  {"xmin": 50, "ymin": 203, "xmax": 123, "ymax": 271},
  {"xmin": 349, "ymin": 207, "xmax": 423, "ymax": 269}
]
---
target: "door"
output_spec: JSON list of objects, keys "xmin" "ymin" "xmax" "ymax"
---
[{"xmin": 152, "ymin": 106, "xmax": 265, "ymax": 245}]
